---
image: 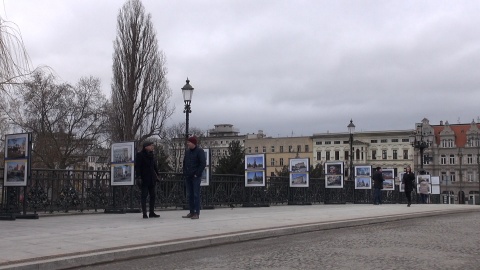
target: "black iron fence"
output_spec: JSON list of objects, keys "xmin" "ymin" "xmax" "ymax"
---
[{"xmin": 0, "ymin": 168, "xmax": 440, "ymax": 215}]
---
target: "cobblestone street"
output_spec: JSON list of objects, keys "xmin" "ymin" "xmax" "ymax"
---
[{"xmin": 82, "ymin": 212, "xmax": 480, "ymax": 270}]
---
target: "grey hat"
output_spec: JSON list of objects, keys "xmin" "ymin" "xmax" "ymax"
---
[{"xmin": 142, "ymin": 141, "xmax": 154, "ymax": 148}]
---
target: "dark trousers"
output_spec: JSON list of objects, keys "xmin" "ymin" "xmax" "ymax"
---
[
  {"xmin": 420, "ymin": 194, "xmax": 428, "ymax": 204},
  {"xmin": 373, "ymin": 188, "xmax": 382, "ymax": 204},
  {"xmin": 185, "ymin": 175, "xmax": 202, "ymax": 215},
  {"xmin": 141, "ymin": 184, "xmax": 156, "ymax": 214},
  {"xmin": 405, "ymin": 191, "xmax": 412, "ymax": 205}
]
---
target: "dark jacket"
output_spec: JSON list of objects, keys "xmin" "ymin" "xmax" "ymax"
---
[
  {"xmin": 183, "ymin": 146, "xmax": 206, "ymax": 178},
  {"xmin": 402, "ymin": 172, "xmax": 415, "ymax": 192},
  {"xmin": 135, "ymin": 149, "xmax": 159, "ymax": 186},
  {"xmin": 372, "ymin": 170, "xmax": 385, "ymax": 189}
]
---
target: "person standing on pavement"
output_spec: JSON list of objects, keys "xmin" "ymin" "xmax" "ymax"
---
[
  {"xmin": 402, "ymin": 166, "xmax": 415, "ymax": 207},
  {"xmin": 135, "ymin": 141, "xmax": 160, "ymax": 219},
  {"xmin": 182, "ymin": 136, "xmax": 206, "ymax": 220},
  {"xmin": 372, "ymin": 167, "xmax": 384, "ymax": 205},
  {"xmin": 419, "ymin": 179, "xmax": 430, "ymax": 204}
]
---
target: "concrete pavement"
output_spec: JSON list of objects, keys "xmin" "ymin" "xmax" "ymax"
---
[{"xmin": 1, "ymin": 204, "xmax": 479, "ymax": 270}]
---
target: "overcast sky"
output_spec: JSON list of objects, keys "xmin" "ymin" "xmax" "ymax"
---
[{"xmin": 2, "ymin": 0, "xmax": 480, "ymax": 137}]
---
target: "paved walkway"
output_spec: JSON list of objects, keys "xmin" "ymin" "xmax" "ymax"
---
[{"xmin": 1, "ymin": 204, "xmax": 479, "ymax": 270}]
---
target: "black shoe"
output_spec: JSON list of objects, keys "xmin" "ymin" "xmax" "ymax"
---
[
  {"xmin": 182, "ymin": 213, "xmax": 194, "ymax": 218},
  {"xmin": 191, "ymin": 214, "xmax": 199, "ymax": 219},
  {"xmin": 407, "ymin": 203, "xmax": 411, "ymax": 207},
  {"xmin": 143, "ymin": 214, "xmax": 148, "ymax": 219},
  {"xmin": 149, "ymin": 212, "xmax": 160, "ymax": 218}
]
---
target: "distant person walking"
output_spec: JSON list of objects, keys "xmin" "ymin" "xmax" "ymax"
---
[
  {"xmin": 182, "ymin": 136, "xmax": 206, "ymax": 220},
  {"xmin": 402, "ymin": 166, "xmax": 415, "ymax": 207},
  {"xmin": 419, "ymin": 179, "xmax": 430, "ymax": 204},
  {"xmin": 135, "ymin": 141, "xmax": 160, "ymax": 219},
  {"xmin": 372, "ymin": 167, "xmax": 385, "ymax": 205}
]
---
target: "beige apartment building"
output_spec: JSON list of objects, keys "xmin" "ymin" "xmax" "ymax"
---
[{"xmin": 244, "ymin": 136, "xmax": 313, "ymax": 176}]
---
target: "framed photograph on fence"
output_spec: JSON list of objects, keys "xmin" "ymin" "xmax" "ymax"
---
[
  {"xmin": 355, "ymin": 165, "xmax": 371, "ymax": 177},
  {"xmin": 245, "ymin": 170, "xmax": 265, "ymax": 187},
  {"xmin": 399, "ymin": 172, "xmax": 405, "ymax": 192},
  {"xmin": 204, "ymin": 148, "xmax": 210, "ymax": 166},
  {"xmin": 245, "ymin": 154, "xmax": 265, "ymax": 170},
  {"xmin": 381, "ymin": 168, "xmax": 395, "ymax": 190},
  {"xmin": 111, "ymin": 142, "xmax": 135, "ymax": 163},
  {"xmin": 325, "ymin": 162, "xmax": 343, "ymax": 175},
  {"xmin": 5, "ymin": 133, "xmax": 29, "ymax": 159},
  {"xmin": 201, "ymin": 167, "xmax": 210, "ymax": 186},
  {"xmin": 111, "ymin": 163, "xmax": 134, "ymax": 186},
  {"xmin": 289, "ymin": 158, "xmax": 309, "ymax": 173},
  {"xmin": 326, "ymin": 175, "xmax": 343, "ymax": 188},
  {"xmin": 290, "ymin": 172, "xmax": 309, "ymax": 187},
  {"xmin": 4, "ymin": 159, "xmax": 28, "ymax": 186},
  {"xmin": 355, "ymin": 177, "xmax": 371, "ymax": 189},
  {"xmin": 417, "ymin": 174, "xmax": 431, "ymax": 184}
]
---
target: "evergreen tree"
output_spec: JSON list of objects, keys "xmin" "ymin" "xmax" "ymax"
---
[
  {"xmin": 310, "ymin": 163, "xmax": 323, "ymax": 178},
  {"xmin": 215, "ymin": 140, "xmax": 245, "ymax": 175}
]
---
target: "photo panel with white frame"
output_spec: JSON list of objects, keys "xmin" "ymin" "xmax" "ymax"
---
[
  {"xmin": 355, "ymin": 165, "xmax": 371, "ymax": 177},
  {"xmin": 201, "ymin": 167, "xmax": 210, "ymax": 186},
  {"xmin": 204, "ymin": 148, "xmax": 210, "ymax": 166},
  {"xmin": 355, "ymin": 176, "xmax": 371, "ymax": 189},
  {"xmin": 4, "ymin": 159, "xmax": 28, "ymax": 186},
  {"xmin": 289, "ymin": 158, "xmax": 309, "ymax": 173},
  {"xmin": 245, "ymin": 170, "xmax": 265, "ymax": 187},
  {"xmin": 111, "ymin": 142, "xmax": 135, "ymax": 163},
  {"xmin": 290, "ymin": 172, "xmax": 309, "ymax": 187},
  {"xmin": 111, "ymin": 163, "xmax": 135, "ymax": 186},
  {"xmin": 245, "ymin": 154, "xmax": 265, "ymax": 170},
  {"xmin": 381, "ymin": 168, "xmax": 395, "ymax": 191},
  {"xmin": 5, "ymin": 133, "xmax": 29, "ymax": 159}
]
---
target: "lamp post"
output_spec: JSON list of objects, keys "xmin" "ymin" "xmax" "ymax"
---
[
  {"xmin": 409, "ymin": 123, "xmax": 432, "ymax": 175},
  {"xmin": 458, "ymin": 148, "xmax": 464, "ymax": 204},
  {"xmin": 347, "ymin": 119, "xmax": 355, "ymax": 181},
  {"xmin": 181, "ymin": 78, "xmax": 194, "ymax": 142}
]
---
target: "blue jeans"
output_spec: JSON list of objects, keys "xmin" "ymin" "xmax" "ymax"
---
[
  {"xmin": 185, "ymin": 175, "xmax": 202, "ymax": 215},
  {"xmin": 373, "ymin": 188, "xmax": 382, "ymax": 204}
]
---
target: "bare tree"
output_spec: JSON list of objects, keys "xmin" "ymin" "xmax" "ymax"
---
[
  {"xmin": 110, "ymin": 0, "xmax": 173, "ymax": 144},
  {"xmin": 1, "ymin": 71, "xmax": 108, "ymax": 169}
]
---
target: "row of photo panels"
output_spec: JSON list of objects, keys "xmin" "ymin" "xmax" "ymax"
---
[{"xmin": 4, "ymin": 133, "xmax": 30, "ymax": 187}]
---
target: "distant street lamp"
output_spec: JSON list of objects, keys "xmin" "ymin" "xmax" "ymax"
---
[
  {"xmin": 348, "ymin": 119, "xmax": 355, "ymax": 181},
  {"xmin": 182, "ymin": 78, "xmax": 194, "ymax": 142},
  {"xmin": 409, "ymin": 122, "xmax": 432, "ymax": 174}
]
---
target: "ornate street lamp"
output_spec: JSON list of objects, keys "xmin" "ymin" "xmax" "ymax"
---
[
  {"xmin": 181, "ymin": 78, "xmax": 194, "ymax": 141},
  {"xmin": 409, "ymin": 123, "xmax": 432, "ymax": 174},
  {"xmin": 348, "ymin": 119, "xmax": 355, "ymax": 181}
]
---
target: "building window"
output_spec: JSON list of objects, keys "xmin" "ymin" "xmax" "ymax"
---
[
  {"xmin": 372, "ymin": 150, "xmax": 377, "ymax": 160},
  {"xmin": 441, "ymin": 172, "xmax": 447, "ymax": 182},
  {"xmin": 382, "ymin": 150, "xmax": 387, "ymax": 160},
  {"xmin": 467, "ymin": 154, "xmax": 473, "ymax": 164},
  {"xmin": 381, "ymin": 139, "xmax": 387, "ymax": 143},
  {"xmin": 334, "ymin": 141, "xmax": 340, "ymax": 144},
  {"xmin": 356, "ymin": 149, "xmax": 360, "ymax": 160},
  {"xmin": 270, "ymin": 158, "xmax": 275, "ymax": 166},
  {"xmin": 297, "ymin": 145, "xmax": 301, "ymax": 152},
  {"xmin": 254, "ymin": 146, "xmax": 258, "ymax": 153},
  {"xmin": 440, "ymin": 155, "xmax": 446, "ymax": 165},
  {"xmin": 289, "ymin": 145, "xmax": 293, "ymax": 152},
  {"xmin": 316, "ymin": 151, "xmax": 322, "ymax": 160},
  {"xmin": 442, "ymin": 139, "xmax": 454, "ymax": 148},
  {"xmin": 393, "ymin": 150, "xmax": 397, "ymax": 160},
  {"xmin": 371, "ymin": 140, "xmax": 377, "ymax": 143},
  {"xmin": 391, "ymin": 139, "xmax": 398, "ymax": 142},
  {"xmin": 325, "ymin": 141, "xmax": 331, "ymax": 145},
  {"xmin": 403, "ymin": 150, "xmax": 408, "ymax": 159},
  {"xmin": 450, "ymin": 172, "xmax": 456, "ymax": 182},
  {"xmin": 326, "ymin": 151, "xmax": 331, "ymax": 160},
  {"xmin": 345, "ymin": 151, "xmax": 349, "ymax": 161},
  {"xmin": 402, "ymin": 138, "xmax": 409, "ymax": 142},
  {"xmin": 305, "ymin": 145, "xmax": 309, "ymax": 152},
  {"xmin": 315, "ymin": 141, "xmax": 322, "ymax": 145},
  {"xmin": 335, "ymin": 151, "xmax": 339, "ymax": 160},
  {"xmin": 467, "ymin": 172, "xmax": 474, "ymax": 182},
  {"xmin": 343, "ymin": 141, "xmax": 349, "ymax": 144},
  {"xmin": 449, "ymin": 154, "xmax": 455, "ymax": 164},
  {"xmin": 271, "ymin": 146, "xmax": 275, "ymax": 153},
  {"xmin": 248, "ymin": 147, "xmax": 251, "ymax": 154},
  {"xmin": 280, "ymin": 146, "xmax": 284, "ymax": 153},
  {"xmin": 280, "ymin": 158, "xmax": 284, "ymax": 166},
  {"xmin": 262, "ymin": 146, "xmax": 266, "ymax": 153}
]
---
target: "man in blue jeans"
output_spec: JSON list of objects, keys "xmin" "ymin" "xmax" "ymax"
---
[
  {"xmin": 372, "ymin": 167, "xmax": 384, "ymax": 205},
  {"xmin": 182, "ymin": 136, "xmax": 206, "ymax": 220}
]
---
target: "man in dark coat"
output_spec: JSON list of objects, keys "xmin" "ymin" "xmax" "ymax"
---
[
  {"xmin": 372, "ymin": 167, "xmax": 384, "ymax": 205},
  {"xmin": 402, "ymin": 166, "xmax": 415, "ymax": 207},
  {"xmin": 135, "ymin": 141, "xmax": 160, "ymax": 219},
  {"xmin": 182, "ymin": 136, "xmax": 206, "ymax": 220}
]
